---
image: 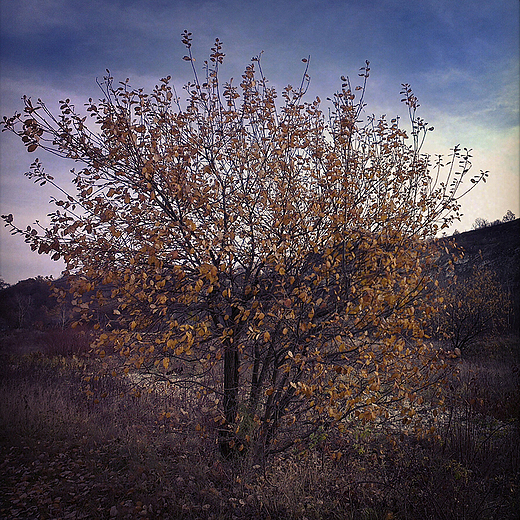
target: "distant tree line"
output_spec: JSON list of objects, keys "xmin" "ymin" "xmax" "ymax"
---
[
  {"xmin": 471, "ymin": 209, "xmax": 516, "ymax": 231},
  {"xmin": 0, "ymin": 277, "xmax": 56, "ymax": 330},
  {"xmin": 0, "ymin": 276, "xmax": 127, "ymax": 332}
]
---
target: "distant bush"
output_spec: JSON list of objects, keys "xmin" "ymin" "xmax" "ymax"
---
[
  {"xmin": 472, "ymin": 210, "xmax": 516, "ymax": 230},
  {"xmin": 40, "ymin": 327, "xmax": 92, "ymax": 356},
  {"xmin": 434, "ymin": 266, "xmax": 512, "ymax": 351},
  {"xmin": 472, "ymin": 217, "xmax": 491, "ymax": 230}
]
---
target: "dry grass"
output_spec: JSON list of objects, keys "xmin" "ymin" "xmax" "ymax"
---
[{"xmin": 0, "ymin": 330, "xmax": 518, "ymax": 519}]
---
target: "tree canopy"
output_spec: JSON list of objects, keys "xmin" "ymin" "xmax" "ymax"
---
[{"xmin": 2, "ymin": 33, "xmax": 487, "ymax": 459}]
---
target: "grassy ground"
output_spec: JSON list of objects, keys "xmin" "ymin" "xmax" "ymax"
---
[{"xmin": 1, "ymin": 330, "xmax": 519, "ymax": 519}]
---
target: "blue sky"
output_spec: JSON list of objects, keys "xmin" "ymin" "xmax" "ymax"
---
[{"xmin": 1, "ymin": 0, "xmax": 518, "ymax": 284}]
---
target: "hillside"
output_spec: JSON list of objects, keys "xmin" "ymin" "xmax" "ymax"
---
[
  {"xmin": 1, "ymin": 220, "xmax": 519, "ymax": 332},
  {"xmin": 450, "ymin": 219, "xmax": 520, "ymax": 282},
  {"xmin": 447, "ymin": 219, "xmax": 520, "ymax": 330},
  {"xmin": 1, "ymin": 223, "xmax": 518, "ymax": 519}
]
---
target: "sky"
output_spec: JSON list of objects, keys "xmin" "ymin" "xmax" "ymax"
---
[{"xmin": 0, "ymin": 0, "xmax": 518, "ymax": 284}]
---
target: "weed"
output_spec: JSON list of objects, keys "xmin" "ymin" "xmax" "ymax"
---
[{"xmin": 0, "ymin": 334, "xmax": 518, "ymax": 519}]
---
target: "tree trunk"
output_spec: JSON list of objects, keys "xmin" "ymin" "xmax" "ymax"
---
[
  {"xmin": 248, "ymin": 343, "xmax": 262, "ymax": 414},
  {"xmin": 219, "ymin": 337, "xmax": 240, "ymax": 458}
]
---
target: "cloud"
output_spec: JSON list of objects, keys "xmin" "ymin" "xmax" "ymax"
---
[
  {"xmin": 418, "ymin": 57, "xmax": 519, "ymax": 131},
  {"xmin": 1, "ymin": 0, "xmax": 518, "ymax": 282}
]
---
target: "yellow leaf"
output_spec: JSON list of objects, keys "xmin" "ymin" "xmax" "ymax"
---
[{"xmin": 163, "ymin": 357, "xmax": 170, "ymax": 370}]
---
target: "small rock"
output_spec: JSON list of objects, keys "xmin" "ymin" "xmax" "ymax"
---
[{"xmin": 110, "ymin": 505, "xmax": 118, "ymax": 517}]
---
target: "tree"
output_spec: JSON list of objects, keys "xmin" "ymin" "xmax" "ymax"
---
[
  {"xmin": 434, "ymin": 266, "xmax": 511, "ymax": 351},
  {"xmin": 1, "ymin": 33, "xmax": 487, "ymax": 459},
  {"xmin": 472, "ymin": 217, "xmax": 490, "ymax": 230},
  {"xmin": 502, "ymin": 210, "xmax": 516, "ymax": 223},
  {"xmin": 14, "ymin": 293, "xmax": 33, "ymax": 328}
]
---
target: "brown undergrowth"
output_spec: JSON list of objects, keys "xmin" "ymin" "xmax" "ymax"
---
[{"xmin": 0, "ymin": 330, "xmax": 518, "ymax": 519}]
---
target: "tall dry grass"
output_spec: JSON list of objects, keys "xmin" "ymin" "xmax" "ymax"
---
[{"xmin": 0, "ymin": 330, "xmax": 518, "ymax": 519}]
